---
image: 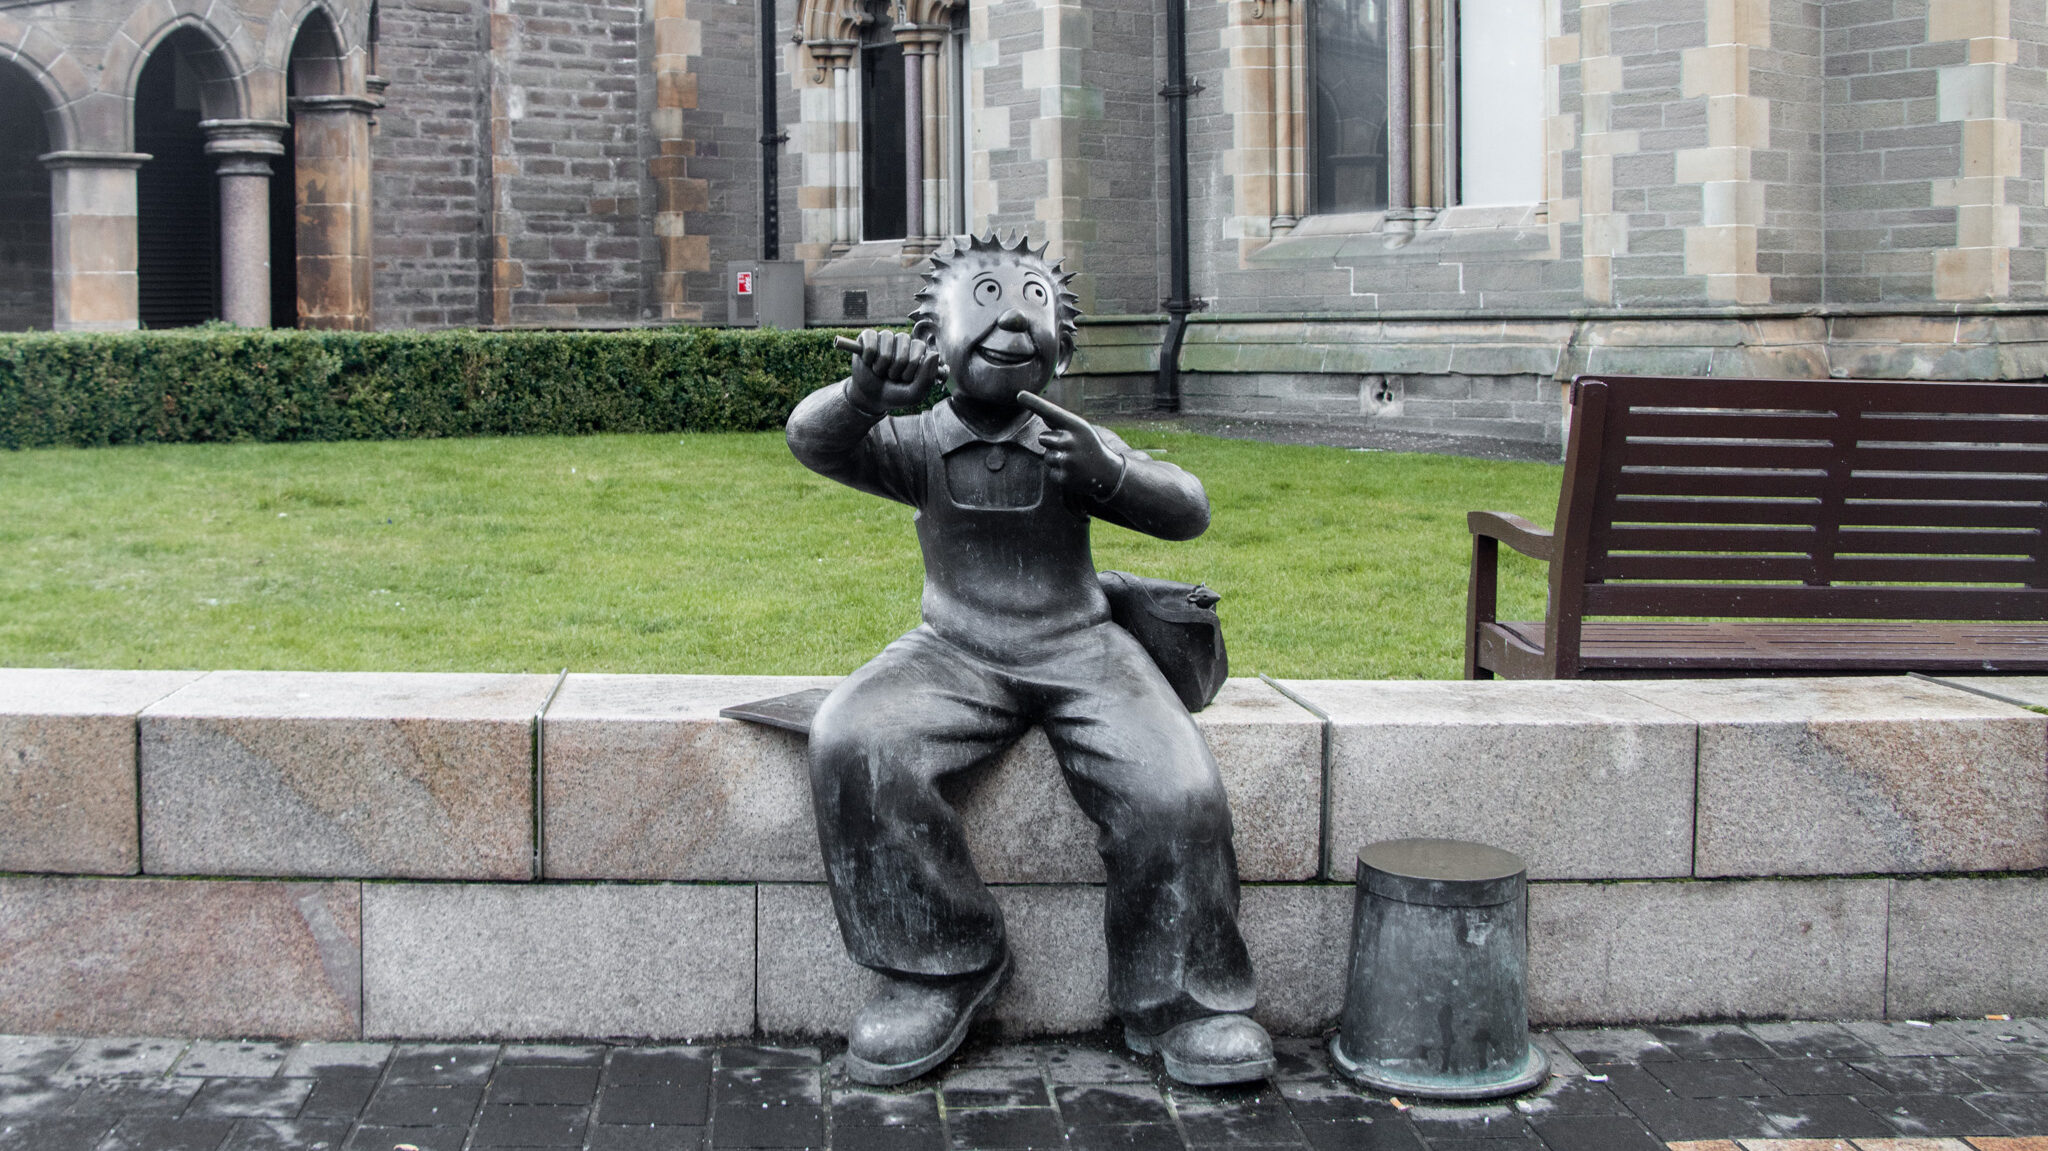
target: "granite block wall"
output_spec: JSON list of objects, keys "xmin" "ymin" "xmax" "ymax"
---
[{"xmin": 3, "ymin": 668, "xmax": 2045, "ymax": 1038}]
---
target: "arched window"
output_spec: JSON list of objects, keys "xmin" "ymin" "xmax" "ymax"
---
[
  {"xmin": 1311, "ymin": 0, "xmax": 1389, "ymax": 214},
  {"xmin": 0, "ymin": 63, "xmax": 53, "ymax": 330},
  {"xmin": 797, "ymin": 0, "xmax": 967, "ymax": 256},
  {"xmin": 1296, "ymin": 0, "xmax": 1545, "ymax": 223}
]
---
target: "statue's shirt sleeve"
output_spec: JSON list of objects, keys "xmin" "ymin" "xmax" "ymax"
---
[{"xmin": 785, "ymin": 380, "xmax": 926, "ymax": 507}]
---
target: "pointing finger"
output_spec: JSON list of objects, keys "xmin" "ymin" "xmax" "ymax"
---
[{"xmin": 1016, "ymin": 390, "xmax": 1090, "ymax": 433}]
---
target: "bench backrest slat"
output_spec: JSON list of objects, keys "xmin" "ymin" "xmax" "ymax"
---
[{"xmin": 1568, "ymin": 375, "xmax": 2048, "ymax": 622}]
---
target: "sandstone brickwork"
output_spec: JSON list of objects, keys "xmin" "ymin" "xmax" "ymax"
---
[{"xmin": 7, "ymin": 0, "xmax": 2048, "ymax": 442}]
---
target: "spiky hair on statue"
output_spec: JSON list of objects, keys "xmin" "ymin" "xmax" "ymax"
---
[{"xmin": 909, "ymin": 231, "xmax": 1083, "ymax": 373}]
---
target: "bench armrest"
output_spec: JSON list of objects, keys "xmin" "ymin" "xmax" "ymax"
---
[{"xmin": 1467, "ymin": 510, "xmax": 1555, "ymax": 562}]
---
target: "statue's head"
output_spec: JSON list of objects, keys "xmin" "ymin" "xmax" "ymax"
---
[{"xmin": 910, "ymin": 232, "xmax": 1082, "ymax": 409}]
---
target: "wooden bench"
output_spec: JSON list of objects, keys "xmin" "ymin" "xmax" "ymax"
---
[{"xmin": 1465, "ymin": 374, "xmax": 2048, "ymax": 679}]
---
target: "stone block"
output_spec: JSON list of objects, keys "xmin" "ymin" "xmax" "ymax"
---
[
  {"xmin": 141, "ymin": 671, "xmax": 556, "ymax": 881},
  {"xmin": 0, "ymin": 669, "xmax": 201, "ymax": 875},
  {"xmin": 545, "ymin": 676, "xmax": 1321, "ymax": 884},
  {"xmin": 1239, "ymin": 884, "xmax": 1352, "ymax": 1036},
  {"xmin": 541, "ymin": 674, "xmax": 838, "ymax": 882},
  {"xmin": 1887, "ymin": 876, "xmax": 2048, "ymax": 1018},
  {"xmin": 1527, "ymin": 878, "xmax": 1889, "ymax": 1024},
  {"xmin": 755, "ymin": 883, "xmax": 1112, "ymax": 1037},
  {"xmin": 1281, "ymin": 679, "xmax": 1697, "ymax": 881},
  {"xmin": 0, "ymin": 877, "xmax": 363, "ymax": 1039},
  {"xmin": 1617, "ymin": 677, "xmax": 2048, "ymax": 877},
  {"xmin": 361, "ymin": 882, "xmax": 754, "ymax": 1039}
]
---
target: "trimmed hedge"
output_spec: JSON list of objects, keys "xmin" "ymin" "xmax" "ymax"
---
[{"xmin": 0, "ymin": 326, "xmax": 899, "ymax": 449}]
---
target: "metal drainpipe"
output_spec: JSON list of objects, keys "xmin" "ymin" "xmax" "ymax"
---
[
  {"xmin": 1158, "ymin": 0, "xmax": 1201, "ymax": 412},
  {"xmin": 760, "ymin": 0, "xmax": 786, "ymax": 260}
]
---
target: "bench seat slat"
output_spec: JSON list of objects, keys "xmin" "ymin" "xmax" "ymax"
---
[
  {"xmin": 1852, "ymin": 445, "xmax": 2048, "ymax": 473},
  {"xmin": 1483, "ymin": 620, "xmax": 2048, "ymax": 674},
  {"xmin": 1581, "ymin": 583, "xmax": 2048, "ymax": 618},
  {"xmin": 1612, "ymin": 497, "xmax": 1833, "ymax": 526},
  {"xmin": 1617, "ymin": 472, "xmax": 1828, "ymax": 498},
  {"xmin": 1853, "ymin": 414, "xmax": 2048, "ymax": 441},
  {"xmin": 1621, "ymin": 441, "xmax": 1836, "ymax": 470},
  {"xmin": 1846, "ymin": 474, "xmax": 2043, "ymax": 501},
  {"xmin": 1840, "ymin": 502, "xmax": 2046, "ymax": 528}
]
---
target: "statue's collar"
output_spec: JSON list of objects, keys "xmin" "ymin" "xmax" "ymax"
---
[{"xmin": 931, "ymin": 399, "xmax": 1046, "ymax": 456}]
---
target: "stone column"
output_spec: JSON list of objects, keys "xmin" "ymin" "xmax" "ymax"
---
[
  {"xmin": 1385, "ymin": 0, "xmax": 1411, "ymax": 231},
  {"xmin": 1271, "ymin": 0, "xmax": 1301, "ymax": 232},
  {"xmin": 39, "ymin": 151, "xmax": 148, "ymax": 332},
  {"xmin": 290, "ymin": 96, "xmax": 380, "ymax": 330},
  {"xmin": 201, "ymin": 120, "xmax": 289, "ymax": 328},
  {"xmin": 897, "ymin": 20, "xmax": 927, "ymax": 251},
  {"xmin": 808, "ymin": 41, "xmax": 856, "ymax": 252}
]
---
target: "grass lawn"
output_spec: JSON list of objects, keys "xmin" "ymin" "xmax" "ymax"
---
[{"xmin": 0, "ymin": 426, "xmax": 1561, "ymax": 679}]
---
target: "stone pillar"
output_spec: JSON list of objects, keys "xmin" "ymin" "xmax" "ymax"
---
[
  {"xmin": 1385, "ymin": 0, "xmax": 1411, "ymax": 231},
  {"xmin": 39, "ymin": 151, "xmax": 148, "ymax": 332},
  {"xmin": 808, "ymin": 40, "xmax": 856, "ymax": 252},
  {"xmin": 898, "ymin": 21, "xmax": 926, "ymax": 251},
  {"xmin": 201, "ymin": 121, "xmax": 288, "ymax": 328},
  {"xmin": 290, "ymin": 96, "xmax": 380, "ymax": 330},
  {"xmin": 1678, "ymin": 0, "xmax": 1769, "ymax": 304},
  {"xmin": 1271, "ymin": 0, "xmax": 1303, "ymax": 232}
]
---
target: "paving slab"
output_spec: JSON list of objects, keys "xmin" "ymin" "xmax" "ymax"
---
[
  {"xmin": 170, "ymin": 1041, "xmax": 288, "ymax": 1078},
  {"xmin": 1527, "ymin": 878, "xmax": 1889, "ymax": 1024},
  {"xmin": 140, "ymin": 671, "xmax": 556, "ymax": 880},
  {"xmin": 1281, "ymin": 678, "xmax": 1697, "ymax": 880},
  {"xmin": 0, "ymin": 669, "xmax": 202, "ymax": 875},
  {"xmin": 0, "ymin": 878, "xmax": 361, "ymax": 1039},
  {"xmin": 361, "ymin": 882, "xmax": 754, "ymax": 1039},
  {"xmin": 1887, "ymin": 876, "xmax": 2048, "ymax": 1019},
  {"xmin": 1617, "ymin": 677, "xmax": 2048, "ymax": 878},
  {"xmin": 0, "ymin": 1022, "xmax": 2041, "ymax": 1150},
  {"xmin": 545, "ymin": 676, "xmax": 1321, "ymax": 884}
]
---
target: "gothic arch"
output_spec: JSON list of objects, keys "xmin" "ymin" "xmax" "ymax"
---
[
  {"xmin": 0, "ymin": 15, "xmax": 87, "ymax": 152},
  {"xmin": 264, "ymin": 1, "xmax": 367, "ymax": 89},
  {"xmin": 101, "ymin": 7, "xmax": 253, "ymax": 128},
  {"xmin": 796, "ymin": 0, "xmax": 867, "ymax": 51}
]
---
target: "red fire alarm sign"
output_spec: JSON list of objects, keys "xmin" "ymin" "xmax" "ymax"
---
[{"xmin": 736, "ymin": 271, "xmax": 754, "ymax": 295}]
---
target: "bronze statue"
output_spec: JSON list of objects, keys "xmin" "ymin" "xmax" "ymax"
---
[{"xmin": 785, "ymin": 233, "xmax": 1271, "ymax": 1087}]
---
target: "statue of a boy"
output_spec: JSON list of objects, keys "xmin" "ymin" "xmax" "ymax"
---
[{"xmin": 786, "ymin": 233, "xmax": 1271, "ymax": 1087}]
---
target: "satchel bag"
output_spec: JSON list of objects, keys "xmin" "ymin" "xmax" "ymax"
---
[{"xmin": 1097, "ymin": 570, "xmax": 1229, "ymax": 712}]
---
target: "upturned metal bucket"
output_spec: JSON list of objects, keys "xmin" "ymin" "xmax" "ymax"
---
[{"xmin": 1330, "ymin": 838, "xmax": 1549, "ymax": 1099}]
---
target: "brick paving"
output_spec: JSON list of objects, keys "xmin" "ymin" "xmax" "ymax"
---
[{"xmin": 1, "ymin": 1019, "xmax": 2045, "ymax": 1150}]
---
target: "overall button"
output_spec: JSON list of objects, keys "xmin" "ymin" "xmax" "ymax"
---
[{"xmin": 985, "ymin": 449, "xmax": 1006, "ymax": 472}]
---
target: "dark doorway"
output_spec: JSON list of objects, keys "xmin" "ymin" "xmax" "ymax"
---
[
  {"xmin": 136, "ymin": 30, "xmax": 221, "ymax": 328},
  {"xmin": 0, "ymin": 65, "xmax": 52, "ymax": 330},
  {"xmin": 860, "ymin": 39, "xmax": 906, "ymax": 242}
]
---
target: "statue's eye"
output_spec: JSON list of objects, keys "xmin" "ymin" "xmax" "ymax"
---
[
  {"xmin": 975, "ymin": 280, "xmax": 1002, "ymax": 304},
  {"xmin": 1024, "ymin": 281, "xmax": 1048, "ymax": 305}
]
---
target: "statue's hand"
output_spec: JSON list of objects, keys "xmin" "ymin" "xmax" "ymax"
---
[
  {"xmin": 1018, "ymin": 391, "xmax": 1126, "ymax": 502},
  {"xmin": 846, "ymin": 329, "xmax": 942, "ymax": 414}
]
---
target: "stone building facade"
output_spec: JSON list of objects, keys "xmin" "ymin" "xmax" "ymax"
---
[{"xmin": 2, "ymin": 0, "xmax": 2044, "ymax": 443}]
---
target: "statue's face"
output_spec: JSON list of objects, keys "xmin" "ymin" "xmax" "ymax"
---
[{"xmin": 931, "ymin": 260, "xmax": 1062, "ymax": 407}]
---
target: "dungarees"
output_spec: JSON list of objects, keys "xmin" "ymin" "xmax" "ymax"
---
[{"xmin": 801, "ymin": 396, "xmax": 1257, "ymax": 1037}]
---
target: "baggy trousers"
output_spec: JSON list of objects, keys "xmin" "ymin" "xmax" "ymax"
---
[{"xmin": 806, "ymin": 621, "xmax": 1258, "ymax": 1036}]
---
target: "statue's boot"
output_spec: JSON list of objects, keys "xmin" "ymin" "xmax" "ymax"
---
[
  {"xmin": 844, "ymin": 950, "xmax": 1013, "ymax": 1086},
  {"xmin": 1126, "ymin": 1013, "xmax": 1277, "ymax": 1086}
]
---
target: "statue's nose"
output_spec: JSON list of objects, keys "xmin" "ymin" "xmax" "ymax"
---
[{"xmin": 995, "ymin": 308, "xmax": 1030, "ymax": 332}]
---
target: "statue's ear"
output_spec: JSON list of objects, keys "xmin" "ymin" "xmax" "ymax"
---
[
  {"xmin": 1055, "ymin": 337, "xmax": 1074, "ymax": 376},
  {"xmin": 912, "ymin": 317, "xmax": 938, "ymax": 344}
]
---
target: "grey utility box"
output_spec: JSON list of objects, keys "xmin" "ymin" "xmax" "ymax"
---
[{"xmin": 727, "ymin": 260, "xmax": 806, "ymax": 329}]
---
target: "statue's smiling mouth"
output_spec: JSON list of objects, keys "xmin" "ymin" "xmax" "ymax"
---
[{"xmin": 974, "ymin": 344, "xmax": 1037, "ymax": 367}]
